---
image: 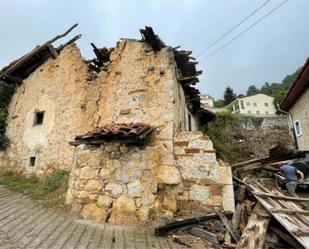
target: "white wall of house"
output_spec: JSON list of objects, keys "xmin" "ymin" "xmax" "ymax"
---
[
  {"xmin": 289, "ymin": 88, "xmax": 309, "ymax": 150},
  {"xmin": 229, "ymin": 94, "xmax": 276, "ymax": 116},
  {"xmin": 200, "ymin": 94, "xmax": 214, "ymax": 108}
]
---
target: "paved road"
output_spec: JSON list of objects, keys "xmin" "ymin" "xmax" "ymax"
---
[{"xmin": 0, "ymin": 185, "xmax": 188, "ymax": 249}]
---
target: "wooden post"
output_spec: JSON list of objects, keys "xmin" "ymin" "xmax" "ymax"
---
[{"xmin": 236, "ymin": 203, "xmax": 271, "ymax": 249}]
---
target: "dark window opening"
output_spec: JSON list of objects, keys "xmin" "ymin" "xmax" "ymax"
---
[
  {"xmin": 240, "ymin": 100, "xmax": 245, "ymax": 109},
  {"xmin": 188, "ymin": 113, "xmax": 192, "ymax": 131},
  {"xmin": 29, "ymin": 156, "xmax": 36, "ymax": 167},
  {"xmin": 34, "ymin": 111, "xmax": 44, "ymax": 125}
]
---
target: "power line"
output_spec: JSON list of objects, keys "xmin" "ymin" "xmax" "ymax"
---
[
  {"xmin": 196, "ymin": 0, "xmax": 272, "ymax": 58},
  {"xmin": 199, "ymin": 0, "xmax": 288, "ymax": 64}
]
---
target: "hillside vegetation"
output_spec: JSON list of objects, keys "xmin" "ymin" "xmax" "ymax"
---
[{"xmin": 214, "ymin": 67, "xmax": 301, "ymax": 107}]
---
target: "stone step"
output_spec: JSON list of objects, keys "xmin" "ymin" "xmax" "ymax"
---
[
  {"xmin": 0, "ymin": 186, "xmax": 186, "ymax": 249},
  {"xmin": 99, "ymin": 224, "xmax": 114, "ymax": 249},
  {"xmin": 124, "ymin": 227, "xmax": 136, "ymax": 249},
  {"xmin": 13, "ymin": 210, "xmax": 53, "ymax": 241},
  {"xmin": 6, "ymin": 207, "xmax": 46, "ymax": 238},
  {"xmin": 134, "ymin": 228, "xmax": 149, "ymax": 249},
  {"xmin": 74, "ymin": 222, "xmax": 96, "ymax": 249},
  {"xmin": 0, "ymin": 201, "xmax": 37, "ymax": 226},
  {"xmin": 47, "ymin": 221, "xmax": 79, "ymax": 249},
  {"xmin": 86, "ymin": 225, "xmax": 104, "ymax": 249},
  {"xmin": 1, "ymin": 203, "xmax": 40, "ymax": 234},
  {"xmin": 21, "ymin": 214, "xmax": 65, "ymax": 249},
  {"xmin": 18, "ymin": 212, "xmax": 60, "ymax": 247},
  {"xmin": 61, "ymin": 223, "xmax": 87, "ymax": 249},
  {"xmin": 38, "ymin": 219, "xmax": 73, "ymax": 249},
  {"xmin": 0, "ymin": 195, "xmax": 29, "ymax": 211},
  {"xmin": 113, "ymin": 225, "xmax": 125, "ymax": 249}
]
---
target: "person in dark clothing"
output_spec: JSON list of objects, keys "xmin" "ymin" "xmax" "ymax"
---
[{"xmin": 278, "ymin": 163, "xmax": 304, "ymax": 197}]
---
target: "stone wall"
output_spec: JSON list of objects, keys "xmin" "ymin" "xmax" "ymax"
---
[
  {"xmin": 1, "ymin": 45, "xmax": 90, "ymax": 178},
  {"xmin": 66, "ymin": 133, "xmax": 234, "ymax": 223},
  {"xmin": 66, "ymin": 143, "xmax": 159, "ymax": 223},
  {"xmin": 2, "ymin": 38, "xmax": 234, "ymax": 223},
  {"xmin": 173, "ymin": 132, "xmax": 234, "ymax": 214}
]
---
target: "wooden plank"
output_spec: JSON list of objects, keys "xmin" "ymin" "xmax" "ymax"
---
[
  {"xmin": 47, "ymin": 44, "xmax": 59, "ymax": 58},
  {"xmin": 215, "ymin": 209, "xmax": 240, "ymax": 243},
  {"xmin": 270, "ymin": 208, "xmax": 309, "ymax": 214},
  {"xmin": 189, "ymin": 227, "xmax": 218, "ymax": 244},
  {"xmin": 3, "ymin": 24, "xmax": 78, "ymax": 75},
  {"xmin": 155, "ymin": 212, "xmax": 232, "ymax": 236},
  {"xmin": 231, "ymin": 204, "xmax": 243, "ymax": 231},
  {"xmin": 248, "ymin": 182, "xmax": 309, "ymax": 248},
  {"xmin": 236, "ymin": 203, "xmax": 271, "ymax": 249},
  {"xmin": 269, "ymin": 226, "xmax": 303, "ymax": 249},
  {"xmin": 253, "ymin": 191, "xmax": 309, "ymax": 202}
]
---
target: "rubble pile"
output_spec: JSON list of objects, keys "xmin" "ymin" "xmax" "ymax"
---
[{"xmin": 155, "ymin": 145, "xmax": 309, "ymax": 249}]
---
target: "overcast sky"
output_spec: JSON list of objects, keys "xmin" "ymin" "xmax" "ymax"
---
[{"xmin": 0, "ymin": 0, "xmax": 308, "ymax": 99}]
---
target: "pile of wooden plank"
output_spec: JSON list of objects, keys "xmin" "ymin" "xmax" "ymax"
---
[{"xmin": 155, "ymin": 145, "xmax": 309, "ymax": 248}]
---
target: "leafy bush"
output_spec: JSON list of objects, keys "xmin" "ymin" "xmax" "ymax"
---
[
  {"xmin": 41, "ymin": 170, "xmax": 69, "ymax": 192},
  {"xmin": 0, "ymin": 107, "xmax": 9, "ymax": 150},
  {"xmin": 205, "ymin": 112, "xmax": 265, "ymax": 164}
]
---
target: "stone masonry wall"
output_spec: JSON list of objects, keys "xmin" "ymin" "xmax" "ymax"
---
[
  {"xmin": 173, "ymin": 132, "xmax": 234, "ymax": 214},
  {"xmin": 1, "ymin": 45, "xmax": 89, "ymax": 178},
  {"xmin": 66, "ymin": 132, "xmax": 234, "ymax": 223},
  {"xmin": 66, "ymin": 143, "xmax": 159, "ymax": 224},
  {"xmin": 1, "ymin": 38, "xmax": 234, "ymax": 223}
]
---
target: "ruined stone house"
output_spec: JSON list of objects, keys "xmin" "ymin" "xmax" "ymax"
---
[{"xmin": 0, "ymin": 25, "xmax": 234, "ymax": 223}]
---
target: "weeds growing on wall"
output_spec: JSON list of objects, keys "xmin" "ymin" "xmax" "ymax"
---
[
  {"xmin": 0, "ymin": 82, "xmax": 15, "ymax": 150},
  {"xmin": 41, "ymin": 170, "xmax": 70, "ymax": 192},
  {"xmin": 205, "ymin": 112, "xmax": 267, "ymax": 164}
]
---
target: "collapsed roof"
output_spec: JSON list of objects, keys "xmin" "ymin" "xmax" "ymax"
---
[
  {"xmin": 0, "ymin": 24, "xmax": 214, "ymax": 121},
  {"xmin": 0, "ymin": 24, "xmax": 81, "ymax": 86}
]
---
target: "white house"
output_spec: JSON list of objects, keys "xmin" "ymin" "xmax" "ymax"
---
[
  {"xmin": 226, "ymin": 93, "xmax": 277, "ymax": 116},
  {"xmin": 200, "ymin": 94, "xmax": 214, "ymax": 108}
]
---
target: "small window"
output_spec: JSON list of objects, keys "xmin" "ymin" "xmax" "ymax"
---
[
  {"xmin": 265, "ymin": 111, "xmax": 269, "ymax": 114},
  {"xmin": 188, "ymin": 113, "xmax": 192, "ymax": 132},
  {"xmin": 34, "ymin": 111, "xmax": 44, "ymax": 125},
  {"xmin": 240, "ymin": 100, "xmax": 245, "ymax": 109},
  {"xmin": 294, "ymin": 120, "xmax": 302, "ymax": 137},
  {"xmin": 264, "ymin": 102, "xmax": 269, "ymax": 107},
  {"xmin": 253, "ymin": 103, "xmax": 257, "ymax": 107},
  {"xmin": 29, "ymin": 156, "xmax": 36, "ymax": 167},
  {"xmin": 246, "ymin": 102, "xmax": 250, "ymax": 107}
]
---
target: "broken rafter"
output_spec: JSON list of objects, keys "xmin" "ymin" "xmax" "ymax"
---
[
  {"xmin": 56, "ymin": 34, "xmax": 82, "ymax": 51},
  {"xmin": 252, "ymin": 191, "xmax": 309, "ymax": 202},
  {"xmin": 155, "ymin": 212, "xmax": 233, "ymax": 236},
  {"xmin": 0, "ymin": 73, "xmax": 22, "ymax": 84},
  {"xmin": 236, "ymin": 203, "xmax": 271, "ymax": 249},
  {"xmin": 140, "ymin": 26, "xmax": 166, "ymax": 51},
  {"xmin": 215, "ymin": 209, "xmax": 240, "ymax": 243},
  {"xmin": 3, "ymin": 24, "xmax": 78, "ymax": 75}
]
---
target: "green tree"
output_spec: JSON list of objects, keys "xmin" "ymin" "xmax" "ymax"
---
[
  {"xmin": 223, "ymin": 86, "xmax": 237, "ymax": 106},
  {"xmin": 260, "ymin": 82, "xmax": 273, "ymax": 95},
  {"xmin": 274, "ymin": 90, "xmax": 287, "ymax": 106},
  {"xmin": 246, "ymin": 85, "xmax": 259, "ymax": 96},
  {"xmin": 214, "ymin": 99, "xmax": 224, "ymax": 108}
]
